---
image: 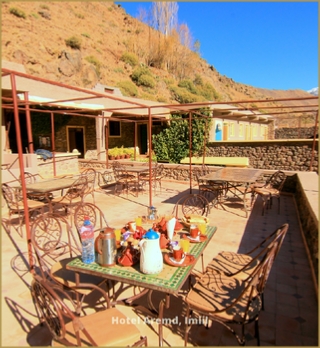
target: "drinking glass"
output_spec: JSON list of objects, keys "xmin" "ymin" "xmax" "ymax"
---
[
  {"xmin": 135, "ymin": 216, "xmax": 142, "ymax": 226},
  {"xmin": 114, "ymin": 229, "xmax": 122, "ymax": 241},
  {"xmin": 180, "ymin": 239, "xmax": 190, "ymax": 253},
  {"xmin": 198, "ymin": 223, "xmax": 207, "ymax": 235}
]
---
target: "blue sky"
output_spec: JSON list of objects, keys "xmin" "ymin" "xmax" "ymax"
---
[{"xmin": 117, "ymin": 2, "xmax": 318, "ymax": 91}]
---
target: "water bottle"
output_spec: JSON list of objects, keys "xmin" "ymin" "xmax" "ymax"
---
[{"xmin": 80, "ymin": 216, "xmax": 95, "ymax": 264}]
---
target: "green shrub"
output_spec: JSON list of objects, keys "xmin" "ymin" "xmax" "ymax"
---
[
  {"xmin": 31, "ymin": 13, "xmax": 39, "ymax": 19},
  {"xmin": 120, "ymin": 52, "xmax": 139, "ymax": 67},
  {"xmin": 131, "ymin": 66, "xmax": 151, "ymax": 82},
  {"xmin": 85, "ymin": 56, "xmax": 101, "ymax": 74},
  {"xmin": 81, "ymin": 32, "xmax": 90, "ymax": 38},
  {"xmin": 39, "ymin": 4, "xmax": 49, "ymax": 10},
  {"xmin": 194, "ymin": 74, "xmax": 204, "ymax": 86},
  {"xmin": 75, "ymin": 13, "xmax": 84, "ymax": 19},
  {"xmin": 198, "ymin": 82, "xmax": 220, "ymax": 100},
  {"xmin": 169, "ymin": 86, "xmax": 200, "ymax": 104},
  {"xmin": 114, "ymin": 67, "xmax": 124, "ymax": 74},
  {"xmin": 65, "ymin": 36, "xmax": 81, "ymax": 50},
  {"xmin": 157, "ymin": 95, "xmax": 168, "ymax": 103},
  {"xmin": 137, "ymin": 74, "xmax": 156, "ymax": 88},
  {"xmin": 152, "ymin": 111, "xmax": 212, "ymax": 163},
  {"xmin": 9, "ymin": 7, "xmax": 26, "ymax": 19},
  {"xmin": 178, "ymin": 79, "xmax": 199, "ymax": 94},
  {"xmin": 116, "ymin": 81, "xmax": 138, "ymax": 97}
]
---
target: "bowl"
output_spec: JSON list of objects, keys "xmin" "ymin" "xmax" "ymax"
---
[{"xmin": 181, "ymin": 215, "xmax": 209, "ymax": 228}]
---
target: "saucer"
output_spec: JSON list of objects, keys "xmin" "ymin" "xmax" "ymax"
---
[
  {"xmin": 164, "ymin": 253, "xmax": 195, "ymax": 267},
  {"xmin": 184, "ymin": 234, "xmax": 207, "ymax": 243}
]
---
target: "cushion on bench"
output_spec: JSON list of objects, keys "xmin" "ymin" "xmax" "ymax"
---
[{"xmin": 180, "ymin": 157, "xmax": 249, "ymax": 167}]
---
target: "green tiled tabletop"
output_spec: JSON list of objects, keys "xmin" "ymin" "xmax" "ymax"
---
[{"xmin": 67, "ymin": 225, "xmax": 217, "ymax": 294}]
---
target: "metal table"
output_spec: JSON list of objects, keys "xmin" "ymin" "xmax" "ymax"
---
[
  {"xmin": 67, "ymin": 225, "xmax": 217, "ymax": 346},
  {"xmin": 122, "ymin": 165, "xmax": 155, "ymax": 196},
  {"xmin": 199, "ymin": 167, "xmax": 262, "ymax": 217},
  {"xmin": 25, "ymin": 177, "xmax": 76, "ymax": 211}
]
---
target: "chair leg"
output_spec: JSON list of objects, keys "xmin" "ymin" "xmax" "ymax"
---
[
  {"xmin": 184, "ymin": 306, "xmax": 192, "ymax": 346},
  {"xmin": 254, "ymin": 318, "xmax": 260, "ymax": 346}
]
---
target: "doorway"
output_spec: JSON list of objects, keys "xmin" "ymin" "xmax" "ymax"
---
[
  {"xmin": 67, "ymin": 126, "xmax": 85, "ymax": 158},
  {"xmin": 139, "ymin": 124, "xmax": 148, "ymax": 155}
]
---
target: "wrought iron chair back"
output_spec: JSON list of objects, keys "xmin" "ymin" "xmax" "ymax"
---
[
  {"xmin": 184, "ymin": 224, "xmax": 284, "ymax": 346},
  {"xmin": 73, "ymin": 202, "xmax": 109, "ymax": 235},
  {"xmin": 2, "ymin": 182, "xmax": 45, "ymax": 236},
  {"xmin": 80, "ymin": 168, "xmax": 97, "ymax": 204},
  {"xmin": 31, "ymin": 274, "xmax": 147, "ymax": 346},
  {"xmin": 51, "ymin": 176, "xmax": 88, "ymax": 215},
  {"xmin": 31, "ymin": 213, "xmax": 109, "ymax": 314},
  {"xmin": 172, "ymin": 193, "xmax": 210, "ymax": 218},
  {"xmin": 31, "ymin": 213, "xmax": 81, "ymax": 278}
]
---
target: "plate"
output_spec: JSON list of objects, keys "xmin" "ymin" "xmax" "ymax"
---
[
  {"xmin": 183, "ymin": 234, "xmax": 208, "ymax": 243},
  {"xmin": 181, "ymin": 215, "xmax": 209, "ymax": 228},
  {"xmin": 163, "ymin": 253, "xmax": 195, "ymax": 267}
]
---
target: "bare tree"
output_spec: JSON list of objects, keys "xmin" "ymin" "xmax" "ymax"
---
[{"xmin": 151, "ymin": 2, "xmax": 178, "ymax": 36}]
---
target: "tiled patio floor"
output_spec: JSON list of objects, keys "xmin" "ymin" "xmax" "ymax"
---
[{"xmin": 1, "ymin": 179, "xmax": 318, "ymax": 346}]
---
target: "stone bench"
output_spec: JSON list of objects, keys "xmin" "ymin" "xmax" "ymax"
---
[{"xmin": 180, "ymin": 156, "xmax": 250, "ymax": 167}]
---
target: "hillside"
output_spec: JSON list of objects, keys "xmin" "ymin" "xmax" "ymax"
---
[{"xmin": 1, "ymin": 2, "xmax": 316, "ymax": 127}]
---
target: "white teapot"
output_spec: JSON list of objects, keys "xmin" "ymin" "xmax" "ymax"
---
[{"xmin": 139, "ymin": 229, "xmax": 163, "ymax": 274}]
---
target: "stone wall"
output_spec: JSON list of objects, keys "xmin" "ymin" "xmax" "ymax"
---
[
  {"xmin": 275, "ymin": 127, "xmax": 317, "ymax": 139},
  {"xmin": 204, "ymin": 140, "xmax": 318, "ymax": 172}
]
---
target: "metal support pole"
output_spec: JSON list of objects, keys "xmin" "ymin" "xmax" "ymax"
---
[
  {"xmin": 189, "ymin": 111, "xmax": 192, "ymax": 193},
  {"xmin": 105, "ymin": 119, "xmax": 109, "ymax": 168},
  {"xmin": 148, "ymin": 107, "xmax": 153, "ymax": 207},
  {"xmin": 50, "ymin": 112, "xmax": 56, "ymax": 177},
  {"xmin": 10, "ymin": 73, "xmax": 34, "ymax": 272},
  {"xmin": 24, "ymin": 92, "xmax": 34, "ymax": 154},
  {"xmin": 134, "ymin": 121, "xmax": 137, "ymax": 161},
  {"xmin": 309, "ymin": 110, "xmax": 318, "ymax": 171}
]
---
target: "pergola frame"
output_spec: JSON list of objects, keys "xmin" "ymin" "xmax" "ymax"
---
[{"xmin": 1, "ymin": 68, "xmax": 318, "ymax": 270}]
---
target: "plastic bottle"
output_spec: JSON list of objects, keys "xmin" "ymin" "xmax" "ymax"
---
[{"xmin": 80, "ymin": 216, "xmax": 95, "ymax": 264}]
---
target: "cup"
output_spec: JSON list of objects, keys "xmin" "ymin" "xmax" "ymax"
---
[
  {"xmin": 135, "ymin": 216, "xmax": 142, "ymax": 227},
  {"xmin": 173, "ymin": 246, "xmax": 185, "ymax": 262},
  {"xmin": 128, "ymin": 221, "xmax": 136, "ymax": 232},
  {"xmin": 114, "ymin": 229, "xmax": 122, "ymax": 241},
  {"xmin": 180, "ymin": 239, "xmax": 190, "ymax": 253},
  {"xmin": 190, "ymin": 224, "xmax": 200, "ymax": 239},
  {"xmin": 198, "ymin": 223, "xmax": 207, "ymax": 235}
]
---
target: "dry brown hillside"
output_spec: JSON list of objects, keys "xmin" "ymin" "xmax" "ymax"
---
[{"xmin": 1, "ymin": 2, "xmax": 317, "ymax": 127}]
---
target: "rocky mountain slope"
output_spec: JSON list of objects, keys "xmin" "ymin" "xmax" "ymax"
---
[{"xmin": 1, "ymin": 2, "xmax": 317, "ymax": 127}]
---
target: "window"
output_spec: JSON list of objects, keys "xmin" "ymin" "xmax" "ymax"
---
[
  {"xmin": 239, "ymin": 123, "xmax": 244, "ymax": 137},
  {"xmin": 229, "ymin": 122, "xmax": 235, "ymax": 136},
  {"xmin": 108, "ymin": 121, "xmax": 121, "ymax": 137},
  {"xmin": 252, "ymin": 125, "xmax": 257, "ymax": 136}
]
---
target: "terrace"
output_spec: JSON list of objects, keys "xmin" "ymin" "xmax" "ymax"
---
[{"xmin": 1, "ymin": 172, "xmax": 318, "ymax": 346}]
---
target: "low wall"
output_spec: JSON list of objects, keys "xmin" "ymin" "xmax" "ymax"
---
[
  {"xmin": 294, "ymin": 172, "xmax": 318, "ymax": 284},
  {"xmin": 205, "ymin": 139, "xmax": 318, "ymax": 172},
  {"xmin": 38, "ymin": 153, "xmax": 80, "ymax": 178}
]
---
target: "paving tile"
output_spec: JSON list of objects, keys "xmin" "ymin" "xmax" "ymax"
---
[{"xmin": 1, "ymin": 179, "xmax": 318, "ymax": 346}]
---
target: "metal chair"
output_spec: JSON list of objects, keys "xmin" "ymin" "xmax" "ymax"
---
[
  {"xmin": 31, "ymin": 274, "xmax": 148, "ymax": 347},
  {"xmin": 206, "ymin": 223, "xmax": 289, "ymax": 310},
  {"xmin": 1, "ymin": 182, "xmax": 46, "ymax": 236},
  {"xmin": 140, "ymin": 164, "xmax": 164, "ymax": 195},
  {"xmin": 51, "ymin": 176, "xmax": 88, "ymax": 216},
  {"xmin": 112, "ymin": 162, "xmax": 137, "ymax": 196},
  {"xmin": 253, "ymin": 170, "xmax": 286, "ymax": 215},
  {"xmin": 172, "ymin": 193, "xmax": 210, "ymax": 219},
  {"xmin": 184, "ymin": 225, "xmax": 284, "ymax": 346},
  {"xmin": 73, "ymin": 202, "xmax": 109, "ymax": 235},
  {"xmin": 79, "ymin": 168, "xmax": 97, "ymax": 204},
  {"xmin": 97, "ymin": 169, "xmax": 114, "ymax": 191},
  {"xmin": 31, "ymin": 213, "xmax": 109, "ymax": 314}
]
